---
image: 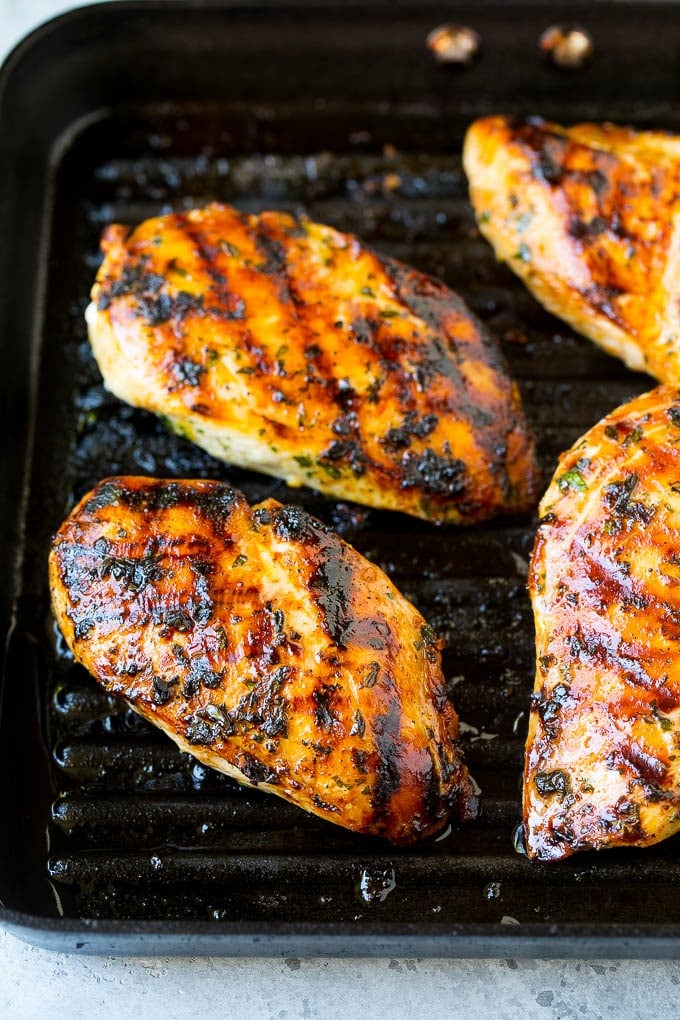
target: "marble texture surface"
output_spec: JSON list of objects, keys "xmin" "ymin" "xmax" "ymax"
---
[
  {"xmin": 1, "ymin": 2, "xmax": 679, "ymax": 1016},
  {"xmin": 3, "ymin": 927, "xmax": 680, "ymax": 1019}
]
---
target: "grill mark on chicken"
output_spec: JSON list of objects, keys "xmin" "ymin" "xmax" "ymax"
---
[
  {"xmin": 177, "ymin": 216, "xmax": 247, "ymax": 323},
  {"xmin": 620, "ymin": 742, "xmax": 668, "ymax": 787},
  {"xmin": 88, "ymin": 203, "xmax": 537, "ymax": 524},
  {"xmin": 511, "ymin": 129, "xmax": 635, "ymax": 329},
  {"xmin": 372, "ymin": 701, "xmax": 404, "ymax": 810},
  {"xmin": 254, "ymin": 217, "xmax": 292, "ymax": 289},
  {"xmin": 49, "ymin": 476, "xmax": 477, "ymax": 843}
]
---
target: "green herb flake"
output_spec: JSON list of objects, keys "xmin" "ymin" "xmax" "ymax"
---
[
  {"xmin": 420, "ymin": 623, "xmax": 438, "ymax": 646},
  {"xmin": 366, "ymin": 376, "xmax": 383, "ymax": 403},
  {"xmin": 516, "ymin": 210, "xmax": 533, "ymax": 233},
  {"xmin": 320, "ymin": 463, "xmax": 342, "ymax": 479},
  {"xmin": 557, "ymin": 469, "xmax": 588, "ymax": 493},
  {"xmin": 294, "ymin": 455, "xmax": 313, "ymax": 468},
  {"xmin": 333, "ymin": 775, "xmax": 353, "ymax": 790},
  {"xmin": 534, "ymin": 769, "xmax": 571, "ymax": 801},
  {"xmin": 360, "ymin": 286, "xmax": 375, "ymax": 298},
  {"xmin": 363, "ymin": 662, "xmax": 380, "ymax": 688},
  {"xmin": 623, "ymin": 424, "xmax": 644, "ymax": 447},
  {"xmin": 232, "ymin": 554, "xmax": 248, "ymax": 568},
  {"xmin": 220, "ymin": 241, "xmax": 240, "ymax": 258},
  {"xmin": 604, "ymin": 424, "xmax": 619, "ymax": 441},
  {"xmin": 514, "ymin": 242, "xmax": 531, "ymax": 263},
  {"xmin": 479, "ymin": 210, "xmax": 491, "ymax": 224},
  {"xmin": 380, "ymin": 309, "xmax": 399, "ymax": 318}
]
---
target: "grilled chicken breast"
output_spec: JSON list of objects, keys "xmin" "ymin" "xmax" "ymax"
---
[
  {"xmin": 464, "ymin": 115, "xmax": 680, "ymax": 384},
  {"xmin": 526, "ymin": 386, "xmax": 680, "ymax": 860},
  {"xmin": 49, "ymin": 476, "xmax": 477, "ymax": 844},
  {"xmin": 86, "ymin": 203, "xmax": 537, "ymax": 524}
]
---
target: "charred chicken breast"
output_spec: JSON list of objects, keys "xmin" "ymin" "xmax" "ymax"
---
[
  {"xmin": 526, "ymin": 386, "xmax": 680, "ymax": 860},
  {"xmin": 464, "ymin": 115, "xmax": 680, "ymax": 384},
  {"xmin": 86, "ymin": 203, "xmax": 537, "ymax": 524},
  {"xmin": 49, "ymin": 476, "xmax": 477, "ymax": 844}
]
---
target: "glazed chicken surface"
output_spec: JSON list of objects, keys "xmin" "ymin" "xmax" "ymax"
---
[
  {"xmin": 464, "ymin": 115, "xmax": 680, "ymax": 384},
  {"xmin": 526, "ymin": 386, "xmax": 680, "ymax": 860},
  {"xmin": 49, "ymin": 476, "xmax": 477, "ymax": 844},
  {"xmin": 86, "ymin": 203, "xmax": 537, "ymax": 525}
]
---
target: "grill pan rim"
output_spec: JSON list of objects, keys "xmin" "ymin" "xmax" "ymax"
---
[
  {"xmin": 5, "ymin": 908, "xmax": 680, "ymax": 959},
  {"xmin": 3, "ymin": 0, "xmax": 680, "ymax": 956}
]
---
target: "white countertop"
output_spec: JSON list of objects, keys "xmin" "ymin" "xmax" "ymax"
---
[{"xmin": 1, "ymin": 2, "xmax": 678, "ymax": 1015}]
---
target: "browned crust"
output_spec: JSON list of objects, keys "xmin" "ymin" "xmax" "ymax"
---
[
  {"xmin": 525, "ymin": 386, "xmax": 680, "ymax": 859},
  {"xmin": 49, "ymin": 475, "xmax": 478, "ymax": 844},
  {"xmin": 89, "ymin": 203, "xmax": 538, "ymax": 524}
]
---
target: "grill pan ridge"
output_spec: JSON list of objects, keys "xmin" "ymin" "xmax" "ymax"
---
[{"xmin": 2, "ymin": 1, "xmax": 680, "ymax": 956}]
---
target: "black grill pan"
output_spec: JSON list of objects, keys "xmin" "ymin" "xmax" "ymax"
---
[{"xmin": 2, "ymin": 0, "xmax": 680, "ymax": 956}]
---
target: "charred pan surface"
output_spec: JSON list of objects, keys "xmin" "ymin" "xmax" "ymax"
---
[
  {"xmin": 464, "ymin": 115, "xmax": 680, "ymax": 384},
  {"xmin": 86, "ymin": 203, "xmax": 537, "ymax": 524},
  {"xmin": 49, "ymin": 476, "xmax": 477, "ymax": 844},
  {"xmin": 525, "ymin": 386, "xmax": 680, "ymax": 860}
]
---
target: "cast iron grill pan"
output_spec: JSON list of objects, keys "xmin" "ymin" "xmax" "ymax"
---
[{"xmin": 3, "ymin": 2, "xmax": 680, "ymax": 954}]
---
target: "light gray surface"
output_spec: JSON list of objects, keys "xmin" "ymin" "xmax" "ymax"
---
[
  {"xmin": 2, "ymin": 926, "xmax": 680, "ymax": 1020},
  {"xmin": 1, "ymin": 1, "xmax": 679, "ymax": 1016}
]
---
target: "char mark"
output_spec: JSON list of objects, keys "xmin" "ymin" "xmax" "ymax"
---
[
  {"xmin": 185, "ymin": 656, "xmax": 223, "ymax": 693},
  {"xmin": 561, "ymin": 619, "xmax": 675, "ymax": 706},
  {"xmin": 137, "ymin": 288, "xmax": 204, "ymax": 326},
  {"xmin": 237, "ymin": 753, "xmax": 279, "ymax": 786},
  {"xmin": 152, "ymin": 676, "xmax": 177, "ymax": 705},
  {"xmin": 383, "ymin": 255, "xmax": 505, "ymax": 381},
  {"xmin": 312, "ymin": 685, "xmax": 340, "ymax": 731},
  {"xmin": 271, "ymin": 504, "xmax": 329, "ymax": 545},
  {"xmin": 172, "ymin": 357, "xmax": 206, "ymax": 387},
  {"xmin": 96, "ymin": 257, "xmax": 163, "ymax": 311},
  {"xmin": 568, "ymin": 216, "xmax": 607, "ymax": 240},
  {"xmin": 422, "ymin": 746, "xmax": 444, "ymax": 824},
  {"xmin": 312, "ymin": 794, "xmax": 339, "ymax": 813},
  {"xmin": 98, "ymin": 549, "xmax": 166, "ymax": 593},
  {"xmin": 398, "ymin": 448, "xmax": 467, "ymax": 497},
  {"xmin": 319, "ymin": 438, "xmax": 368, "ymax": 477},
  {"xmin": 381, "ymin": 411, "xmax": 438, "ymax": 451},
  {"xmin": 254, "ymin": 219, "xmax": 294, "ymax": 303},
  {"xmin": 83, "ymin": 480, "xmax": 125, "ymax": 513},
  {"xmin": 86, "ymin": 480, "xmax": 241, "ymax": 524},
  {"xmin": 621, "ymin": 742, "xmax": 668, "ymax": 786},
  {"xmin": 169, "ymin": 481, "xmax": 241, "ymax": 527},
  {"xmin": 234, "ymin": 665, "xmax": 291, "ymax": 738},
  {"xmin": 371, "ymin": 702, "xmax": 403, "ymax": 809},
  {"xmin": 514, "ymin": 121, "xmax": 567, "ymax": 184},
  {"xmin": 177, "ymin": 216, "xmax": 247, "ymax": 320},
  {"xmin": 603, "ymin": 473, "xmax": 654, "ymax": 526}
]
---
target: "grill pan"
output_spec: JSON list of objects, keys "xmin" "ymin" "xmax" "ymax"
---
[{"xmin": 2, "ymin": 0, "xmax": 680, "ymax": 956}]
